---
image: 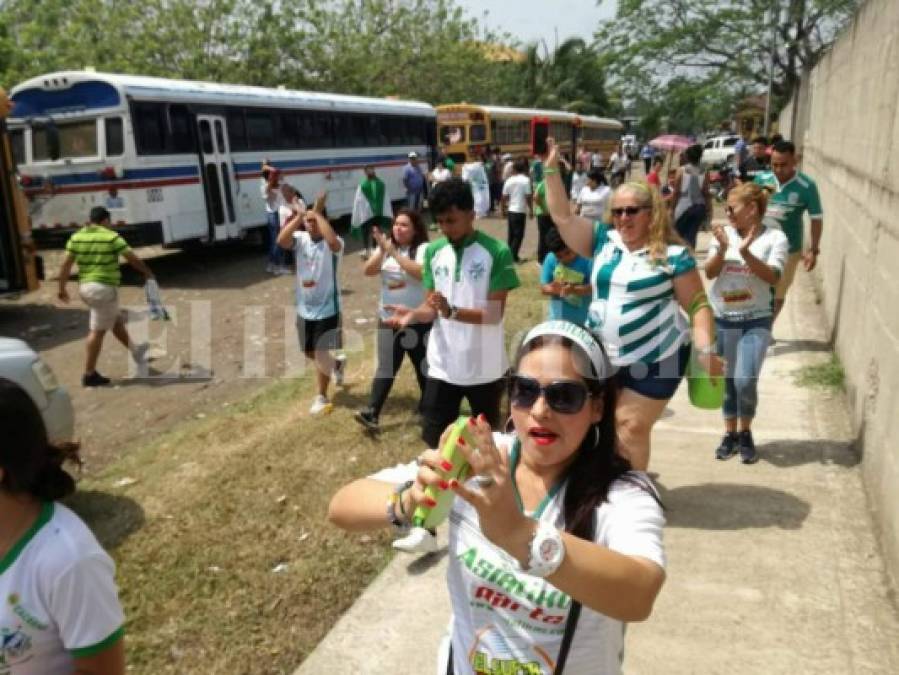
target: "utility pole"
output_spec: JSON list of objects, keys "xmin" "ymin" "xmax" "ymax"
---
[{"xmin": 763, "ymin": 1, "xmax": 779, "ymax": 135}]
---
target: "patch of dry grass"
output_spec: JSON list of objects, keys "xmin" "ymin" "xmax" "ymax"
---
[{"xmin": 66, "ymin": 261, "xmax": 545, "ymax": 674}]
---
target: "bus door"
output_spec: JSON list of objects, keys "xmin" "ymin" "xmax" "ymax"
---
[{"xmin": 196, "ymin": 115, "xmax": 238, "ymax": 241}]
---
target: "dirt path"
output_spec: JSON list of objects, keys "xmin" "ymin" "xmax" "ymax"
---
[{"xmin": 0, "ymin": 217, "xmax": 536, "ymax": 473}]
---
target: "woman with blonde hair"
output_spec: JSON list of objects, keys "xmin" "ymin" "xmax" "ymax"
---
[
  {"xmin": 705, "ymin": 182, "xmax": 787, "ymax": 463},
  {"xmin": 542, "ymin": 138, "xmax": 723, "ymax": 470}
]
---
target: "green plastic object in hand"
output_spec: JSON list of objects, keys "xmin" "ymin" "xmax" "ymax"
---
[
  {"xmin": 687, "ymin": 350, "xmax": 724, "ymax": 409},
  {"xmin": 412, "ymin": 416, "xmax": 474, "ymax": 529}
]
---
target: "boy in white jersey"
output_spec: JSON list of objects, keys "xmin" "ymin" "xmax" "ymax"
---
[{"xmin": 278, "ymin": 193, "xmax": 345, "ymax": 415}]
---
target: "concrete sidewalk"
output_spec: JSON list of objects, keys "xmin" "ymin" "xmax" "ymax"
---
[{"xmin": 296, "ymin": 240, "xmax": 899, "ymax": 674}]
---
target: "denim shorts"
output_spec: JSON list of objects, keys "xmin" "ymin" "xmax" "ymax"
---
[{"xmin": 614, "ymin": 343, "xmax": 690, "ymax": 400}]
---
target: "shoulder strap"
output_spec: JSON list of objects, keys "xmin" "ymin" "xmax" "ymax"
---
[{"xmin": 554, "ymin": 507, "xmax": 597, "ymax": 674}]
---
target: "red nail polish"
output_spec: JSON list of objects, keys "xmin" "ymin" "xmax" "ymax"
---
[
  {"xmin": 458, "ymin": 437, "xmax": 467, "ymax": 446},
  {"xmin": 478, "ymin": 413, "xmax": 487, "ymax": 423},
  {"xmin": 441, "ymin": 460, "xmax": 453, "ymax": 471},
  {"xmin": 449, "ymin": 479, "xmax": 459, "ymax": 489},
  {"xmin": 426, "ymin": 497, "xmax": 438, "ymax": 507},
  {"xmin": 468, "ymin": 417, "xmax": 476, "ymax": 426},
  {"xmin": 438, "ymin": 480, "xmax": 449, "ymax": 490}
]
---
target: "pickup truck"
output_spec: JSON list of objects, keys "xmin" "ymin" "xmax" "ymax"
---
[{"xmin": 701, "ymin": 135, "xmax": 742, "ymax": 167}]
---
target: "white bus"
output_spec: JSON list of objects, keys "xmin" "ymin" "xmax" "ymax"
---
[{"xmin": 9, "ymin": 71, "xmax": 436, "ymax": 249}]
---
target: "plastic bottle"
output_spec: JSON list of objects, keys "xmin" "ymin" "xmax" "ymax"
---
[{"xmin": 412, "ymin": 416, "xmax": 474, "ymax": 529}]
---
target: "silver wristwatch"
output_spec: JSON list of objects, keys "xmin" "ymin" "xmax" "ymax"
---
[
  {"xmin": 448, "ymin": 304, "xmax": 460, "ymax": 321},
  {"xmin": 515, "ymin": 520, "xmax": 566, "ymax": 577}
]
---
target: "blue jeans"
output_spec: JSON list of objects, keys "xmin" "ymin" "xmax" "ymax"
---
[
  {"xmin": 716, "ymin": 317, "xmax": 772, "ymax": 419},
  {"xmin": 407, "ymin": 189, "xmax": 423, "ymax": 211},
  {"xmin": 267, "ymin": 211, "xmax": 284, "ymax": 266}
]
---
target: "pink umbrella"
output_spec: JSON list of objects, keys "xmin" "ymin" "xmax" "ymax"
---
[{"xmin": 648, "ymin": 134, "xmax": 692, "ymax": 152}]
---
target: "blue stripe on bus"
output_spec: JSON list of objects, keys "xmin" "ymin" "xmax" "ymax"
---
[
  {"xmin": 233, "ymin": 152, "xmax": 411, "ymax": 172},
  {"xmin": 42, "ymin": 165, "xmax": 200, "ymax": 186}
]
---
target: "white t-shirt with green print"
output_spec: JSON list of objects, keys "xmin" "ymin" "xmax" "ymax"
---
[
  {"xmin": 421, "ymin": 231, "xmax": 520, "ymax": 385},
  {"xmin": 371, "ymin": 432, "xmax": 666, "ymax": 675},
  {"xmin": 0, "ymin": 503, "xmax": 124, "ymax": 674}
]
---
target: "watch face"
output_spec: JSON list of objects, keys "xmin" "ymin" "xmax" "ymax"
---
[{"xmin": 539, "ymin": 538, "xmax": 560, "ymax": 562}]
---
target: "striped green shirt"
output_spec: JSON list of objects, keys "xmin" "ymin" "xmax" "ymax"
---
[{"xmin": 65, "ymin": 225, "xmax": 130, "ymax": 286}]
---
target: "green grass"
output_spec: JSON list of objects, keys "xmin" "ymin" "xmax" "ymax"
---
[
  {"xmin": 793, "ymin": 354, "xmax": 845, "ymax": 390},
  {"xmin": 65, "ymin": 261, "xmax": 546, "ymax": 674}
]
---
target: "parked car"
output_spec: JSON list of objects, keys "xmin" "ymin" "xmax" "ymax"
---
[
  {"xmin": 0, "ymin": 338, "xmax": 74, "ymax": 443},
  {"xmin": 701, "ymin": 134, "xmax": 742, "ymax": 167}
]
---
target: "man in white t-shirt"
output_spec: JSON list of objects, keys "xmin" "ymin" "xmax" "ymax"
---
[
  {"xmin": 501, "ymin": 158, "xmax": 533, "ymax": 263},
  {"xmin": 387, "ymin": 177, "xmax": 520, "ymax": 448},
  {"xmin": 278, "ymin": 194, "xmax": 346, "ymax": 415}
]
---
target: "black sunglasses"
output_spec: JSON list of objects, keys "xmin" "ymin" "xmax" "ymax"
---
[
  {"xmin": 610, "ymin": 206, "xmax": 649, "ymax": 218},
  {"xmin": 509, "ymin": 375, "xmax": 591, "ymax": 414}
]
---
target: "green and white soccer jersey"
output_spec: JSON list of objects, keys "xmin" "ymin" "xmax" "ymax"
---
[
  {"xmin": 422, "ymin": 231, "xmax": 520, "ymax": 385},
  {"xmin": 370, "ymin": 433, "xmax": 666, "ymax": 675},
  {"xmin": 0, "ymin": 503, "xmax": 124, "ymax": 674},
  {"xmin": 588, "ymin": 223, "xmax": 695, "ymax": 367},
  {"xmin": 754, "ymin": 171, "xmax": 823, "ymax": 253}
]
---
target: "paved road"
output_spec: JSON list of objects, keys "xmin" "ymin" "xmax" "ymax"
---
[{"xmin": 295, "ymin": 231, "xmax": 899, "ymax": 674}]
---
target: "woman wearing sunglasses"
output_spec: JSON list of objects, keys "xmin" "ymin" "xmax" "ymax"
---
[
  {"xmin": 0, "ymin": 379, "xmax": 126, "ymax": 674},
  {"xmin": 329, "ymin": 321, "xmax": 666, "ymax": 674},
  {"xmin": 542, "ymin": 138, "xmax": 723, "ymax": 471},
  {"xmin": 705, "ymin": 183, "xmax": 787, "ymax": 463}
]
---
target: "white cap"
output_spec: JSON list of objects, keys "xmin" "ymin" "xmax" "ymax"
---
[
  {"xmin": 408, "ymin": 151, "xmax": 418, "ymax": 159},
  {"xmin": 521, "ymin": 321, "xmax": 611, "ymax": 380}
]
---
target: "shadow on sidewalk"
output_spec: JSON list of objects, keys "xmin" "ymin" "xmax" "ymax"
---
[
  {"xmin": 769, "ymin": 337, "xmax": 832, "ymax": 357},
  {"xmin": 758, "ymin": 439, "xmax": 859, "ymax": 468},
  {"xmin": 657, "ymin": 482, "xmax": 811, "ymax": 530}
]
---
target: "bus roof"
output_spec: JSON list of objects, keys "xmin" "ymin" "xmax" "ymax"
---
[
  {"xmin": 10, "ymin": 71, "xmax": 436, "ymax": 119},
  {"xmin": 436, "ymin": 103, "xmax": 621, "ymax": 128}
]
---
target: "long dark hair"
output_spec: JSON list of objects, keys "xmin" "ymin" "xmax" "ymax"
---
[
  {"xmin": 392, "ymin": 208, "xmax": 429, "ymax": 259},
  {"xmin": 0, "ymin": 379, "xmax": 81, "ymax": 501},
  {"xmin": 513, "ymin": 336, "xmax": 657, "ymax": 540}
]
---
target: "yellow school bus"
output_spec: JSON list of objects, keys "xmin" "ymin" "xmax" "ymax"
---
[
  {"xmin": 436, "ymin": 103, "xmax": 622, "ymax": 163},
  {"xmin": 0, "ymin": 88, "xmax": 39, "ymax": 297}
]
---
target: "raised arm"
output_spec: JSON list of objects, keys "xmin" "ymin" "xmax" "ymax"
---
[{"xmin": 543, "ymin": 139, "xmax": 595, "ymax": 259}]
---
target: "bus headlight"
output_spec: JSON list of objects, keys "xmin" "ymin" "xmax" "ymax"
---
[{"xmin": 32, "ymin": 359, "xmax": 60, "ymax": 392}]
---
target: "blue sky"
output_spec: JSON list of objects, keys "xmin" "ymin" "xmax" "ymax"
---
[{"xmin": 453, "ymin": 0, "xmax": 616, "ymax": 46}]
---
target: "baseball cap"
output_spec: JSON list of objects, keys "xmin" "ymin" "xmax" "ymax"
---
[{"xmin": 408, "ymin": 151, "xmax": 418, "ymax": 159}]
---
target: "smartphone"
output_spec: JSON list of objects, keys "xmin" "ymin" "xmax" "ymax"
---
[{"xmin": 531, "ymin": 117, "xmax": 550, "ymax": 157}]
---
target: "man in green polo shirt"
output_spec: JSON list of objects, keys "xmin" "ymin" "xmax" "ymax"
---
[
  {"xmin": 58, "ymin": 206, "xmax": 155, "ymax": 387},
  {"xmin": 754, "ymin": 140, "xmax": 824, "ymax": 321}
]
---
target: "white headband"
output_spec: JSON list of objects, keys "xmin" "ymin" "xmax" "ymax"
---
[{"xmin": 521, "ymin": 321, "xmax": 611, "ymax": 380}]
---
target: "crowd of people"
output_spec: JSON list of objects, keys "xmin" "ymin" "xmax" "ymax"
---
[{"xmin": 2, "ymin": 124, "xmax": 826, "ymax": 674}]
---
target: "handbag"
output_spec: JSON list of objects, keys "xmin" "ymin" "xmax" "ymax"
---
[{"xmin": 686, "ymin": 293, "xmax": 723, "ymax": 409}]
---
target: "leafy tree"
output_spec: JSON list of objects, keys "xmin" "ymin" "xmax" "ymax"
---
[{"xmin": 596, "ymin": 0, "xmax": 861, "ymax": 108}]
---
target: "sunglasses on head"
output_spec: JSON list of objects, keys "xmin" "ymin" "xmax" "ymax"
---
[
  {"xmin": 509, "ymin": 375, "xmax": 591, "ymax": 414},
  {"xmin": 610, "ymin": 206, "xmax": 648, "ymax": 218}
]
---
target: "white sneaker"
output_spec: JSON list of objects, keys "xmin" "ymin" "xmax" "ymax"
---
[
  {"xmin": 333, "ymin": 354, "xmax": 346, "ymax": 386},
  {"xmin": 277, "ymin": 265, "xmax": 293, "ymax": 275},
  {"xmin": 392, "ymin": 527, "xmax": 439, "ymax": 554},
  {"xmin": 309, "ymin": 395, "xmax": 333, "ymax": 416}
]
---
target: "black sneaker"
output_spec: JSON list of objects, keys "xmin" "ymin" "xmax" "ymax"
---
[
  {"xmin": 354, "ymin": 409, "xmax": 380, "ymax": 433},
  {"xmin": 715, "ymin": 432, "xmax": 739, "ymax": 460},
  {"xmin": 738, "ymin": 430, "xmax": 759, "ymax": 464},
  {"xmin": 82, "ymin": 371, "xmax": 111, "ymax": 387}
]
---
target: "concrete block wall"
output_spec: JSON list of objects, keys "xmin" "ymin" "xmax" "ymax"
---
[{"xmin": 783, "ymin": 0, "xmax": 899, "ymax": 583}]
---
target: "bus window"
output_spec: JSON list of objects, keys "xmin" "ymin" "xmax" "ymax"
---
[
  {"xmin": 34, "ymin": 119, "xmax": 97, "ymax": 161},
  {"xmin": 347, "ymin": 115, "xmax": 367, "ymax": 147},
  {"xmin": 227, "ymin": 109, "xmax": 247, "ymax": 151},
  {"xmin": 199, "ymin": 120, "xmax": 213, "ymax": 155},
  {"xmin": 314, "ymin": 113, "xmax": 332, "ymax": 147},
  {"xmin": 440, "ymin": 125, "xmax": 465, "ymax": 144},
  {"xmin": 247, "ymin": 111, "xmax": 275, "ymax": 150},
  {"xmin": 277, "ymin": 113, "xmax": 298, "ymax": 149},
  {"xmin": 221, "ymin": 162, "xmax": 235, "ymax": 222},
  {"xmin": 214, "ymin": 120, "xmax": 227, "ymax": 154},
  {"xmin": 105, "ymin": 117, "xmax": 123, "ymax": 156},
  {"xmin": 10, "ymin": 129, "xmax": 24, "ymax": 165},
  {"xmin": 470, "ymin": 124, "xmax": 487, "ymax": 143},
  {"xmin": 168, "ymin": 105, "xmax": 193, "ymax": 152},
  {"xmin": 133, "ymin": 102, "xmax": 166, "ymax": 154}
]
